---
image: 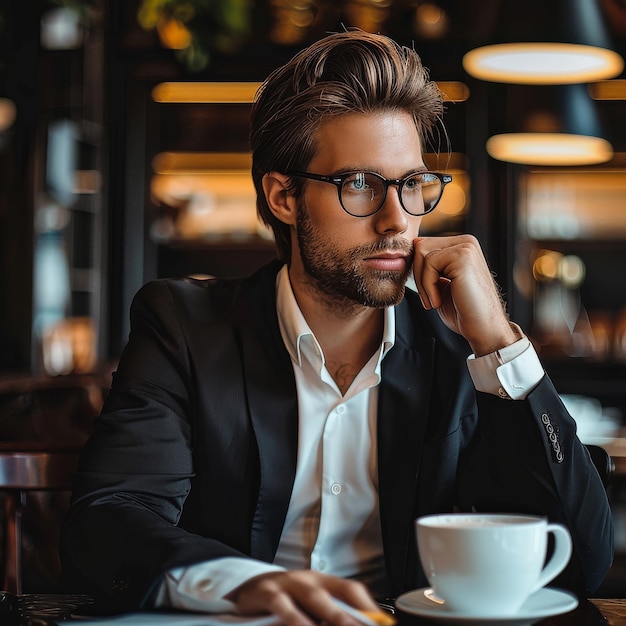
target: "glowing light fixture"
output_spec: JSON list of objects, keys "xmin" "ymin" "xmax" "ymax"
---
[
  {"xmin": 152, "ymin": 82, "xmax": 261, "ymax": 104},
  {"xmin": 0, "ymin": 97, "xmax": 17, "ymax": 132},
  {"xmin": 486, "ymin": 133, "xmax": 613, "ymax": 166},
  {"xmin": 463, "ymin": 43, "xmax": 623, "ymax": 85},
  {"xmin": 462, "ymin": 0, "xmax": 623, "ymax": 85},
  {"xmin": 152, "ymin": 81, "xmax": 469, "ymax": 104},
  {"xmin": 486, "ymin": 83, "xmax": 613, "ymax": 166},
  {"xmin": 589, "ymin": 79, "xmax": 626, "ymax": 100},
  {"xmin": 435, "ymin": 81, "xmax": 470, "ymax": 102}
]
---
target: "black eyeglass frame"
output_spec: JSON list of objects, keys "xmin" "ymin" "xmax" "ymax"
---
[{"xmin": 286, "ymin": 170, "xmax": 453, "ymax": 217}]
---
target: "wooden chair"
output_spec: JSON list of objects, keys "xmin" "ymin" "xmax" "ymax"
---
[
  {"xmin": 0, "ymin": 446, "xmax": 80, "ymax": 594},
  {"xmin": 585, "ymin": 444, "xmax": 614, "ymax": 488}
]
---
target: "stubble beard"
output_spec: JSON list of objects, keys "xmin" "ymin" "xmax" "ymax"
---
[{"xmin": 295, "ymin": 203, "xmax": 413, "ymax": 312}]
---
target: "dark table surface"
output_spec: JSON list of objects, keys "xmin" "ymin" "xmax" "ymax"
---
[
  {"xmin": 2, "ymin": 593, "xmax": 626, "ymax": 626},
  {"xmin": 399, "ymin": 598, "xmax": 626, "ymax": 625}
]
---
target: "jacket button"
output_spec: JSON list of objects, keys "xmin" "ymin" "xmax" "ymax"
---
[{"xmin": 112, "ymin": 577, "xmax": 129, "ymax": 591}]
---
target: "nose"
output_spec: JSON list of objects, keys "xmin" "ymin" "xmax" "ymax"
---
[{"xmin": 373, "ymin": 184, "xmax": 410, "ymax": 235}]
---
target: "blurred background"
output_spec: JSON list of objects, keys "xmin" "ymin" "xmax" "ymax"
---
[{"xmin": 1, "ymin": 0, "xmax": 626, "ymax": 595}]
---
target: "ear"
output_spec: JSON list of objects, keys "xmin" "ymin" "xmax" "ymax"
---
[{"xmin": 262, "ymin": 172, "xmax": 298, "ymax": 226}]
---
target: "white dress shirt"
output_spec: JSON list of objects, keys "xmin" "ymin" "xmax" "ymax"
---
[
  {"xmin": 271, "ymin": 266, "xmax": 395, "ymax": 594},
  {"xmin": 155, "ymin": 266, "xmax": 544, "ymax": 612}
]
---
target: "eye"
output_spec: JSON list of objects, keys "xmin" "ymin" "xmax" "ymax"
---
[
  {"xmin": 403, "ymin": 174, "xmax": 424, "ymax": 191},
  {"xmin": 344, "ymin": 172, "xmax": 370, "ymax": 192}
]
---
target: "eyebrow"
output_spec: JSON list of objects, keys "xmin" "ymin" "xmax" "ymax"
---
[{"xmin": 331, "ymin": 166, "xmax": 429, "ymax": 177}]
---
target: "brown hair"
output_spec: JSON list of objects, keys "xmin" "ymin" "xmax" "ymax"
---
[{"xmin": 250, "ymin": 30, "xmax": 445, "ymax": 262}]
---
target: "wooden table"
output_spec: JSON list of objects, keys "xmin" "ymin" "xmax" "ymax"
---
[
  {"xmin": 603, "ymin": 436, "xmax": 626, "ymax": 477},
  {"xmin": 592, "ymin": 599, "xmax": 626, "ymax": 625},
  {"xmin": 3, "ymin": 594, "xmax": 626, "ymax": 625},
  {"xmin": 395, "ymin": 598, "xmax": 626, "ymax": 625}
]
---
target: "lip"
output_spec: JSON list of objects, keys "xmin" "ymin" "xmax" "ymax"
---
[{"xmin": 364, "ymin": 253, "xmax": 409, "ymax": 272}]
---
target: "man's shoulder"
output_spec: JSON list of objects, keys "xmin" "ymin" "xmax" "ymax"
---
[
  {"xmin": 135, "ymin": 260, "xmax": 282, "ymax": 306},
  {"xmin": 129, "ymin": 260, "xmax": 283, "ymax": 332}
]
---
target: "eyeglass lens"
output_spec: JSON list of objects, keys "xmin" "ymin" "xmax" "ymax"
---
[{"xmin": 341, "ymin": 172, "xmax": 443, "ymax": 216}]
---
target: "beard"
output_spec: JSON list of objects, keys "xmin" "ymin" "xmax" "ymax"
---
[{"xmin": 295, "ymin": 202, "xmax": 413, "ymax": 309}]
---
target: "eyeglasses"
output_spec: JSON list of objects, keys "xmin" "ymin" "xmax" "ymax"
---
[{"xmin": 287, "ymin": 170, "xmax": 453, "ymax": 217}]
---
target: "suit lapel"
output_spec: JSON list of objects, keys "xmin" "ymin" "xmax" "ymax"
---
[
  {"xmin": 378, "ymin": 297, "xmax": 435, "ymax": 593},
  {"xmin": 235, "ymin": 266, "xmax": 436, "ymax": 576},
  {"xmin": 239, "ymin": 262, "xmax": 299, "ymax": 562}
]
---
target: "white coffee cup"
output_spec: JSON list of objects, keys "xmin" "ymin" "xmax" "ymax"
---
[{"xmin": 416, "ymin": 513, "xmax": 573, "ymax": 617}]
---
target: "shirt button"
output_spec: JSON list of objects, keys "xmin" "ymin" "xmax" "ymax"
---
[
  {"xmin": 498, "ymin": 387, "xmax": 509, "ymax": 398},
  {"xmin": 331, "ymin": 483, "xmax": 342, "ymax": 495},
  {"xmin": 336, "ymin": 404, "xmax": 346, "ymax": 414}
]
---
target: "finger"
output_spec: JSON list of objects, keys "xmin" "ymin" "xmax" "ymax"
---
[
  {"xmin": 290, "ymin": 578, "xmax": 378, "ymax": 626},
  {"xmin": 412, "ymin": 238, "xmax": 450, "ymax": 310},
  {"xmin": 414, "ymin": 249, "xmax": 451, "ymax": 310},
  {"xmin": 292, "ymin": 586, "xmax": 362, "ymax": 626},
  {"xmin": 264, "ymin": 591, "xmax": 319, "ymax": 626},
  {"xmin": 414, "ymin": 235, "xmax": 483, "ymax": 309},
  {"xmin": 233, "ymin": 574, "xmax": 316, "ymax": 626},
  {"xmin": 411, "ymin": 239, "xmax": 429, "ymax": 309},
  {"xmin": 326, "ymin": 579, "xmax": 379, "ymax": 612}
]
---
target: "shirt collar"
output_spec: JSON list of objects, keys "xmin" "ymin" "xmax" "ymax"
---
[{"xmin": 276, "ymin": 265, "xmax": 396, "ymax": 369}]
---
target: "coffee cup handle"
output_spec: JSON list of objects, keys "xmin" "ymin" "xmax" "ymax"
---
[{"xmin": 532, "ymin": 523, "xmax": 573, "ymax": 592}]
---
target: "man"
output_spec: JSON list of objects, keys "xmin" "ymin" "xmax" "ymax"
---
[{"xmin": 60, "ymin": 30, "xmax": 613, "ymax": 625}]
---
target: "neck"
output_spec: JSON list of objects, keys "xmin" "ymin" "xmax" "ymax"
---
[{"xmin": 288, "ymin": 267, "xmax": 385, "ymax": 394}]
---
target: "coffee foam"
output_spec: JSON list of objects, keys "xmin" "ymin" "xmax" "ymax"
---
[{"xmin": 419, "ymin": 515, "xmax": 542, "ymax": 529}]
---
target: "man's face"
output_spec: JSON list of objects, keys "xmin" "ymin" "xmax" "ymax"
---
[{"xmin": 291, "ymin": 110, "xmax": 425, "ymax": 310}]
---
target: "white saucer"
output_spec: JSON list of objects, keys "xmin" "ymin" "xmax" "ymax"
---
[{"xmin": 395, "ymin": 587, "xmax": 578, "ymax": 624}]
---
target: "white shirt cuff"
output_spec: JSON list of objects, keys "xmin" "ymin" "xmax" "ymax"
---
[
  {"xmin": 467, "ymin": 332, "xmax": 544, "ymax": 400},
  {"xmin": 154, "ymin": 557, "xmax": 286, "ymax": 613}
]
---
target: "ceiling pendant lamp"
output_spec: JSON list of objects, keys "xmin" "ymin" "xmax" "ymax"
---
[
  {"xmin": 462, "ymin": 0, "xmax": 624, "ymax": 84},
  {"xmin": 486, "ymin": 83, "xmax": 614, "ymax": 166},
  {"xmin": 486, "ymin": 133, "xmax": 613, "ymax": 166}
]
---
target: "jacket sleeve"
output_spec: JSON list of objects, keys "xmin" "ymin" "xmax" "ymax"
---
[
  {"xmin": 59, "ymin": 280, "xmax": 251, "ymax": 610},
  {"xmin": 456, "ymin": 374, "xmax": 614, "ymax": 596}
]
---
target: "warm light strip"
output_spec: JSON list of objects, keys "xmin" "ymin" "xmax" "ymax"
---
[
  {"xmin": 73, "ymin": 170, "xmax": 102, "ymax": 194},
  {"xmin": 152, "ymin": 82, "xmax": 262, "ymax": 103},
  {"xmin": 463, "ymin": 43, "xmax": 624, "ymax": 84},
  {"xmin": 589, "ymin": 80, "xmax": 626, "ymax": 100},
  {"xmin": 153, "ymin": 151, "xmax": 468, "ymax": 174},
  {"xmin": 486, "ymin": 133, "xmax": 614, "ymax": 166},
  {"xmin": 436, "ymin": 82, "xmax": 470, "ymax": 102},
  {"xmin": 424, "ymin": 152, "xmax": 468, "ymax": 171},
  {"xmin": 153, "ymin": 152, "xmax": 252, "ymax": 174},
  {"xmin": 525, "ymin": 154, "xmax": 626, "ymax": 172},
  {"xmin": 0, "ymin": 97, "xmax": 17, "ymax": 131},
  {"xmin": 152, "ymin": 81, "xmax": 469, "ymax": 103}
]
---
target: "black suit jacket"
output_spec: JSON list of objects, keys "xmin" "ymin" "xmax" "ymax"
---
[{"xmin": 60, "ymin": 261, "xmax": 613, "ymax": 609}]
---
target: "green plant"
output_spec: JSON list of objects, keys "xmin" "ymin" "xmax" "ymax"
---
[{"xmin": 137, "ymin": 0, "xmax": 252, "ymax": 71}]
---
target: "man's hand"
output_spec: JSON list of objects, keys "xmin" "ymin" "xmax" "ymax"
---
[
  {"xmin": 229, "ymin": 570, "xmax": 381, "ymax": 626},
  {"xmin": 412, "ymin": 235, "xmax": 519, "ymax": 356}
]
